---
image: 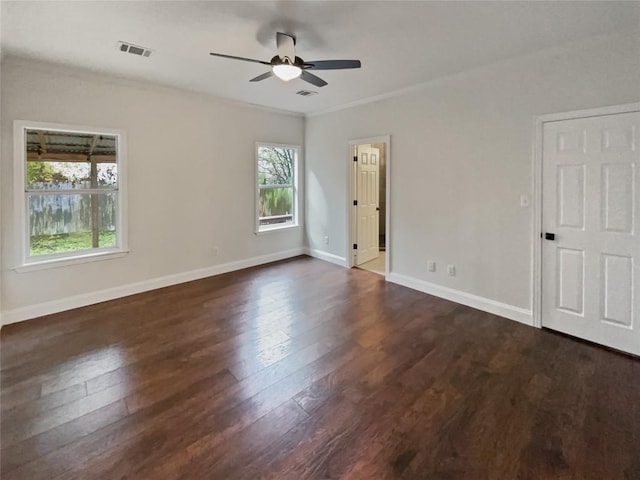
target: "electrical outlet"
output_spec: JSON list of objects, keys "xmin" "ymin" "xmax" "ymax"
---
[
  {"xmin": 323, "ymin": 235, "xmax": 329, "ymax": 245},
  {"xmin": 213, "ymin": 246, "xmax": 219, "ymax": 257},
  {"xmin": 447, "ymin": 265, "xmax": 455, "ymax": 276},
  {"xmin": 427, "ymin": 261, "xmax": 436, "ymax": 272}
]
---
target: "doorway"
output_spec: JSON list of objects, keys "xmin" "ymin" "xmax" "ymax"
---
[
  {"xmin": 348, "ymin": 136, "xmax": 390, "ymax": 277},
  {"xmin": 535, "ymin": 103, "xmax": 639, "ymax": 356}
]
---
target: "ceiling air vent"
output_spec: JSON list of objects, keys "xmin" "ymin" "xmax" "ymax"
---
[
  {"xmin": 296, "ymin": 90, "xmax": 318, "ymax": 96},
  {"xmin": 118, "ymin": 41, "xmax": 153, "ymax": 57}
]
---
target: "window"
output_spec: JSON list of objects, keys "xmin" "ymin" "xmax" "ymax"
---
[
  {"xmin": 14, "ymin": 121, "xmax": 127, "ymax": 269},
  {"xmin": 256, "ymin": 143, "xmax": 299, "ymax": 232}
]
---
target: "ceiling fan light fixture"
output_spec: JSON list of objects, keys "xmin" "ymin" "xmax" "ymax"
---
[{"xmin": 272, "ymin": 64, "xmax": 302, "ymax": 81}]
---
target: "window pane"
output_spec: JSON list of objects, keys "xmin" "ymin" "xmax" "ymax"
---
[
  {"xmin": 258, "ymin": 146, "xmax": 294, "ymax": 186},
  {"xmin": 97, "ymin": 163, "xmax": 118, "ymax": 188},
  {"xmin": 258, "ymin": 187, "xmax": 293, "ymax": 226},
  {"xmin": 28, "ymin": 193, "xmax": 117, "ymax": 256},
  {"xmin": 26, "ymin": 129, "xmax": 117, "ymax": 190},
  {"xmin": 27, "ymin": 161, "xmax": 91, "ymax": 190},
  {"xmin": 97, "ymin": 192, "xmax": 118, "ymax": 247}
]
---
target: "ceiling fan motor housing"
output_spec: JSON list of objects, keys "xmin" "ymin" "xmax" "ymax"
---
[{"xmin": 270, "ymin": 55, "xmax": 305, "ymax": 68}]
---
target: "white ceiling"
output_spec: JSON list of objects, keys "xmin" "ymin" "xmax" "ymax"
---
[{"xmin": 2, "ymin": 1, "xmax": 638, "ymax": 115}]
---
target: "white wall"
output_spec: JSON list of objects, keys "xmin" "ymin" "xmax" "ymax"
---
[
  {"xmin": 0, "ymin": 18, "xmax": 4, "ymax": 326},
  {"xmin": 305, "ymin": 32, "xmax": 640, "ymax": 319},
  {"xmin": 1, "ymin": 58, "xmax": 305, "ymax": 322}
]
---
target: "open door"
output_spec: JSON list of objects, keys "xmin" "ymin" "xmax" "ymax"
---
[{"xmin": 355, "ymin": 144, "xmax": 380, "ymax": 265}]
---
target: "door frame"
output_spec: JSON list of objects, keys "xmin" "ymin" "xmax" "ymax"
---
[
  {"xmin": 347, "ymin": 135, "xmax": 391, "ymax": 277},
  {"xmin": 532, "ymin": 102, "xmax": 640, "ymax": 328}
]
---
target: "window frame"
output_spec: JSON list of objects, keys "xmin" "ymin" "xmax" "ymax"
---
[
  {"xmin": 13, "ymin": 120, "xmax": 129, "ymax": 272},
  {"xmin": 255, "ymin": 142, "xmax": 300, "ymax": 234}
]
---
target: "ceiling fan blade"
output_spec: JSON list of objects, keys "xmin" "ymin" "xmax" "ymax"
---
[
  {"xmin": 250, "ymin": 71, "xmax": 274, "ymax": 82},
  {"xmin": 209, "ymin": 52, "xmax": 271, "ymax": 66},
  {"xmin": 304, "ymin": 60, "xmax": 361, "ymax": 70},
  {"xmin": 276, "ymin": 32, "xmax": 296, "ymax": 62},
  {"xmin": 300, "ymin": 70, "xmax": 327, "ymax": 87}
]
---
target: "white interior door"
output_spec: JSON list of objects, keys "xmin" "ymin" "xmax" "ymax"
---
[
  {"xmin": 356, "ymin": 145, "xmax": 380, "ymax": 265},
  {"xmin": 542, "ymin": 110, "xmax": 640, "ymax": 355}
]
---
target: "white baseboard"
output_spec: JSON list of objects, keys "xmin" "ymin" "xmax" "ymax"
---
[
  {"xmin": 387, "ymin": 272, "xmax": 533, "ymax": 326},
  {"xmin": 1, "ymin": 247, "xmax": 306, "ymax": 326},
  {"xmin": 305, "ymin": 248, "xmax": 347, "ymax": 267}
]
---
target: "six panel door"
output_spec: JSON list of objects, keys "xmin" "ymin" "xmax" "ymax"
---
[
  {"xmin": 542, "ymin": 111, "xmax": 639, "ymax": 355},
  {"xmin": 356, "ymin": 145, "xmax": 380, "ymax": 265}
]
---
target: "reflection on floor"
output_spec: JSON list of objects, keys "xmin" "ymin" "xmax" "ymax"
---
[{"xmin": 358, "ymin": 251, "xmax": 385, "ymax": 275}]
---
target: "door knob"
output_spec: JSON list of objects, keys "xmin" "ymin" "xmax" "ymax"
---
[
  {"xmin": 545, "ymin": 232, "xmax": 556, "ymax": 241},
  {"xmin": 376, "ymin": 207, "xmax": 380, "ymax": 211}
]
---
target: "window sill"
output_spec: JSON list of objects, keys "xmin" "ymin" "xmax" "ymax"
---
[
  {"xmin": 14, "ymin": 249, "xmax": 130, "ymax": 273},
  {"xmin": 255, "ymin": 224, "xmax": 300, "ymax": 235}
]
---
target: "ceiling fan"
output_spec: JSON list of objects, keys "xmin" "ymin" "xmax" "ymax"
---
[{"xmin": 209, "ymin": 32, "xmax": 361, "ymax": 87}]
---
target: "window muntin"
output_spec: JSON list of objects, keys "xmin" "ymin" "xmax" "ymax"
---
[
  {"xmin": 257, "ymin": 144, "xmax": 298, "ymax": 231},
  {"xmin": 16, "ymin": 123, "xmax": 126, "ymax": 267}
]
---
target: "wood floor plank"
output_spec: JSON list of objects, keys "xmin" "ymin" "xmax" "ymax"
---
[
  {"xmin": 2, "ymin": 382, "xmax": 87, "ymax": 425},
  {"xmin": 1, "ymin": 400, "xmax": 128, "ymax": 474},
  {"xmin": 169, "ymin": 399, "xmax": 310, "ymax": 480},
  {"xmin": 3, "ymin": 380, "xmax": 127, "ymax": 446},
  {"xmin": 0, "ymin": 382, "xmax": 41, "ymax": 412},
  {"xmin": 2, "ymin": 256, "xmax": 638, "ymax": 479},
  {"xmin": 234, "ymin": 391, "xmax": 363, "ymax": 480},
  {"xmin": 2, "ymin": 370, "xmax": 239, "ymax": 480},
  {"xmin": 57, "ymin": 341, "xmax": 362, "ymax": 480}
]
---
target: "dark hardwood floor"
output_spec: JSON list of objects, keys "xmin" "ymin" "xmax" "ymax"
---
[{"xmin": 1, "ymin": 256, "xmax": 638, "ymax": 479}]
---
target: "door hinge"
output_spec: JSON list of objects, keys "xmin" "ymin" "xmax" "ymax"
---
[
  {"xmin": 353, "ymin": 243, "xmax": 357, "ymax": 250},
  {"xmin": 353, "ymin": 200, "xmax": 357, "ymax": 206},
  {"xmin": 353, "ymin": 156, "xmax": 357, "ymax": 162}
]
